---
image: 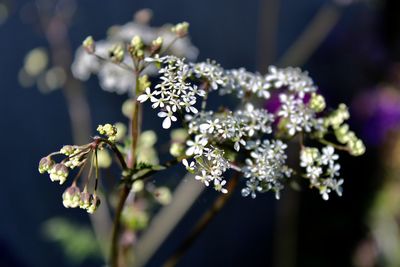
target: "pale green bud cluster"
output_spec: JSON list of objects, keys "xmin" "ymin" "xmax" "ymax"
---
[
  {"xmin": 82, "ymin": 36, "xmax": 95, "ymax": 54},
  {"xmin": 109, "ymin": 44, "xmax": 125, "ymax": 64},
  {"xmin": 49, "ymin": 163, "xmax": 69, "ymax": 184},
  {"xmin": 150, "ymin": 37, "xmax": 163, "ymax": 54},
  {"xmin": 38, "ymin": 157, "xmax": 55, "ymax": 174},
  {"xmin": 137, "ymin": 75, "xmax": 151, "ymax": 94},
  {"xmin": 309, "ymin": 93, "xmax": 326, "ymax": 112},
  {"xmin": 62, "ymin": 185, "xmax": 81, "ymax": 208},
  {"xmin": 324, "ymin": 104, "xmax": 365, "ymax": 156},
  {"xmin": 60, "ymin": 145, "xmax": 79, "ymax": 156},
  {"xmin": 172, "ymin": 22, "xmax": 189, "ymax": 37},
  {"xmin": 324, "ymin": 104, "xmax": 349, "ymax": 129},
  {"xmin": 62, "ymin": 186, "xmax": 100, "ymax": 214},
  {"xmin": 129, "ymin": 35, "xmax": 144, "ymax": 59},
  {"xmin": 334, "ymin": 123, "xmax": 365, "ymax": 156},
  {"xmin": 97, "ymin": 123, "xmax": 118, "ymax": 142}
]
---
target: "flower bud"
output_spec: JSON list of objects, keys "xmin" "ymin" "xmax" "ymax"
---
[
  {"xmin": 97, "ymin": 123, "xmax": 118, "ymax": 141},
  {"xmin": 60, "ymin": 145, "xmax": 76, "ymax": 156},
  {"xmin": 129, "ymin": 36, "xmax": 144, "ymax": 60},
  {"xmin": 38, "ymin": 157, "xmax": 54, "ymax": 174},
  {"xmin": 309, "ymin": 93, "xmax": 326, "ymax": 112},
  {"xmin": 83, "ymin": 36, "xmax": 95, "ymax": 54},
  {"xmin": 109, "ymin": 44, "xmax": 125, "ymax": 64},
  {"xmin": 49, "ymin": 163, "xmax": 69, "ymax": 184},
  {"xmin": 137, "ymin": 75, "xmax": 151, "ymax": 94},
  {"xmin": 86, "ymin": 195, "xmax": 100, "ymax": 214},
  {"xmin": 62, "ymin": 185, "xmax": 81, "ymax": 208},
  {"xmin": 170, "ymin": 142, "xmax": 185, "ymax": 157},
  {"xmin": 171, "ymin": 22, "xmax": 189, "ymax": 37},
  {"xmin": 154, "ymin": 187, "xmax": 172, "ymax": 205},
  {"xmin": 79, "ymin": 191, "xmax": 91, "ymax": 209},
  {"xmin": 150, "ymin": 37, "xmax": 163, "ymax": 54}
]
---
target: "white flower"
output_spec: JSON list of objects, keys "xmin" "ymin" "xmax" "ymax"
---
[
  {"xmin": 158, "ymin": 106, "xmax": 177, "ymax": 129},
  {"xmin": 137, "ymin": 87, "xmax": 156, "ymax": 103},
  {"xmin": 306, "ymin": 166, "xmax": 322, "ymax": 180},
  {"xmin": 320, "ymin": 146, "xmax": 339, "ymax": 165},
  {"xmin": 195, "ymin": 170, "xmax": 211, "ymax": 186},
  {"xmin": 214, "ymin": 179, "xmax": 228, "ymax": 194},
  {"xmin": 182, "ymin": 159, "xmax": 195, "ymax": 172},
  {"xmin": 185, "ymin": 135, "xmax": 208, "ymax": 156}
]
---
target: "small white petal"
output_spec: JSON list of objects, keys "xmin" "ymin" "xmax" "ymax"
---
[{"xmin": 162, "ymin": 117, "xmax": 172, "ymax": 129}]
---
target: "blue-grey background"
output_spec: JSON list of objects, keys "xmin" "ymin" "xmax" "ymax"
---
[{"xmin": 1, "ymin": 0, "xmax": 396, "ymax": 266}]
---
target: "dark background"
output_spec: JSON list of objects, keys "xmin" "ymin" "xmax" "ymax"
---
[{"xmin": 1, "ymin": 0, "xmax": 398, "ymax": 266}]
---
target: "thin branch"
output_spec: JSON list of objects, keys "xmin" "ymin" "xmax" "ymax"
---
[{"xmin": 163, "ymin": 173, "xmax": 241, "ymax": 267}]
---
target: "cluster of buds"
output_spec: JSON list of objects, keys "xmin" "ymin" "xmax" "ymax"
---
[
  {"xmin": 322, "ymin": 104, "xmax": 365, "ymax": 156},
  {"xmin": 97, "ymin": 123, "xmax": 118, "ymax": 142},
  {"xmin": 39, "ymin": 124, "xmax": 119, "ymax": 213},
  {"xmin": 128, "ymin": 35, "xmax": 144, "ymax": 60},
  {"xmin": 309, "ymin": 92, "xmax": 326, "ymax": 112},
  {"xmin": 171, "ymin": 22, "xmax": 189, "ymax": 37},
  {"xmin": 62, "ymin": 185, "xmax": 100, "ymax": 214},
  {"xmin": 109, "ymin": 44, "xmax": 125, "ymax": 64},
  {"xmin": 39, "ymin": 144, "xmax": 90, "ymax": 184},
  {"xmin": 150, "ymin": 37, "xmax": 163, "ymax": 55}
]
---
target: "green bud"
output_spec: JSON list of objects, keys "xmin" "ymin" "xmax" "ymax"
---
[
  {"xmin": 137, "ymin": 75, "xmax": 151, "ymax": 94},
  {"xmin": 170, "ymin": 142, "xmax": 185, "ymax": 157},
  {"xmin": 97, "ymin": 124, "xmax": 118, "ymax": 142},
  {"xmin": 83, "ymin": 36, "xmax": 95, "ymax": 54},
  {"xmin": 109, "ymin": 44, "xmax": 125, "ymax": 63},
  {"xmin": 150, "ymin": 37, "xmax": 163, "ymax": 54},
  {"xmin": 309, "ymin": 93, "xmax": 326, "ymax": 112},
  {"xmin": 129, "ymin": 35, "xmax": 144, "ymax": 59},
  {"xmin": 154, "ymin": 187, "xmax": 172, "ymax": 205}
]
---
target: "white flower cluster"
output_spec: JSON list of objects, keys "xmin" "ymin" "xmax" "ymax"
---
[
  {"xmin": 241, "ymin": 140, "xmax": 292, "ymax": 199},
  {"xmin": 300, "ymin": 146, "xmax": 343, "ymax": 200},
  {"xmin": 222, "ymin": 68, "xmax": 271, "ymax": 99},
  {"xmin": 190, "ymin": 60, "xmax": 228, "ymax": 90},
  {"xmin": 265, "ymin": 66, "xmax": 316, "ymax": 98},
  {"xmin": 71, "ymin": 20, "xmax": 198, "ymax": 94},
  {"xmin": 220, "ymin": 65, "xmax": 317, "ymax": 101},
  {"xmin": 277, "ymin": 94, "xmax": 323, "ymax": 136},
  {"xmin": 187, "ymin": 103, "xmax": 274, "ymax": 152},
  {"xmin": 183, "ymin": 146, "xmax": 230, "ymax": 193},
  {"xmin": 138, "ymin": 56, "xmax": 205, "ymax": 128}
]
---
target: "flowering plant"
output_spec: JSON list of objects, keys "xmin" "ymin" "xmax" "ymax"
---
[{"xmin": 38, "ymin": 18, "xmax": 365, "ymax": 267}]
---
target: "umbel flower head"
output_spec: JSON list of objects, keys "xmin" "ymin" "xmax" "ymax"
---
[
  {"xmin": 39, "ymin": 17, "xmax": 366, "ymax": 215},
  {"xmin": 38, "ymin": 123, "xmax": 122, "ymax": 213}
]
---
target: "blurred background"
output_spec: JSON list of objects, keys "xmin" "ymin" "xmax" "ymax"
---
[{"xmin": 1, "ymin": 0, "xmax": 400, "ymax": 266}]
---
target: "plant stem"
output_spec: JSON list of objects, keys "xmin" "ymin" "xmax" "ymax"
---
[
  {"xmin": 162, "ymin": 173, "xmax": 240, "ymax": 267},
  {"xmin": 130, "ymin": 100, "xmax": 141, "ymax": 169},
  {"xmin": 110, "ymin": 183, "xmax": 131, "ymax": 267}
]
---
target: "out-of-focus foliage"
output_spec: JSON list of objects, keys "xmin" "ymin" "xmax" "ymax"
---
[{"xmin": 42, "ymin": 218, "xmax": 100, "ymax": 264}]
